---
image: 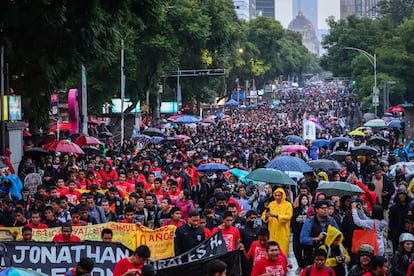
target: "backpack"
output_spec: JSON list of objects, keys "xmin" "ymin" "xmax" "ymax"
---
[{"xmin": 305, "ymin": 265, "xmax": 332, "ymax": 276}]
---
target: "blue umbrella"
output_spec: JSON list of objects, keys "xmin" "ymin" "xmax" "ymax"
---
[
  {"xmin": 284, "ymin": 135, "xmax": 304, "ymax": 144},
  {"xmin": 312, "ymin": 139, "xmax": 331, "ymax": 147},
  {"xmin": 215, "ymin": 112, "xmax": 224, "ymax": 118},
  {"xmin": 228, "ymin": 168, "xmax": 255, "ymax": 184},
  {"xmin": 174, "ymin": 115, "xmax": 201, "ymax": 123},
  {"xmin": 400, "ymin": 103, "xmax": 414, "ymax": 108},
  {"xmin": 331, "ymin": 136, "xmax": 352, "ymax": 143},
  {"xmin": 196, "ymin": 163, "xmax": 229, "ymax": 173},
  {"xmin": 388, "ymin": 119, "xmax": 404, "ymax": 128},
  {"xmin": 0, "ymin": 267, "xmax": 48, "ymax": 276},
  {"xmin": 266, "ymin": 156, "xmax": 313, "ymax": 172}
]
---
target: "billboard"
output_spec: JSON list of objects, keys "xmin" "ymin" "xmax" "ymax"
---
[
  {"xmin": 111, "ymin": 98, "xmax": 141, "ymax": 113},
  {"xmin": 160, "ymin": 102, "xmax": 178, "ymax": 113}
]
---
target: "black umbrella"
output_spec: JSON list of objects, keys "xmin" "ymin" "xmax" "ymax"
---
[
  {"xmin": 81, "ymin": 146, "xmax": 102, "ymax": 156},
  {"xmin": 351, "ymin": 146, "xmax": 378, "ymax": 158},
  {"xmin": 142, "ymin": 127, "xmax": 164, "ymax": 137},
  {"xmin": 309, "ymin": 159, "xmax": 343, "ymax": 171},
  {"xmin": 98, "ymin": 131, "xmax": 113, "ymax": 138},
  {"xmin": 331, "ymin": 137, "xmax": 352, "ymax": 143},
  {"xmin": 24, "ymin": 147, "xmax": 53, "ymax": 159},
  {"xmin": 369, "ymin": 136, "xmax": 390, "ymax": 146},
  {"xmin": 330, "ymin": 151, "xmax": 351, "ymax": 162}
]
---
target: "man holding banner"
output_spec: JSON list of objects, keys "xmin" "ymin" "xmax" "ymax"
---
[
  {"xmin": 113, "ymin": 245, "xmax": 151, "ymax": 276},
  {"xmin": 174, "ymin": 210, "xmax": 205, "ymax": 256}
]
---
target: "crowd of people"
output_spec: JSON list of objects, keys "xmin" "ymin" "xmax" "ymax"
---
[{"xmin": 0, "ymin": 83, "xmax": 413, "ymax": 275}]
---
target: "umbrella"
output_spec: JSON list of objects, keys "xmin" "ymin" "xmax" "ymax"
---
[
  {"xmin": 331, "ymin": 137, "xmax": 352, "ymax": 143},
  {"xmin": 330, "ymin": 151, "xmax": 351, "ymax": 162},
  {"xmin": 284, "ymin": 135, "xmax": 304, "ymax": 144},
  {"xmin": 400, "ymin": 103, "xmax": 414, "ymax": 108},
  {"xmin": 364, "ymin": 119, "xmax": 387, "ymax": 128},
  {"xmin": 0, "ymin": 267, "xmax": 48, "ymax": 276},
  {"xmin": 285, "ymin": 171, "xmax": 305, "ymax": 180},
  {"xmin": 98, "ymin": 131, "xmax": 113, "ymax": 138},
  {"xmin": 142, "ymin": 127, "xmax": 164, "ymax": 137},
  {"xmin": 228, "ymin": 168, "xmax": 253, "ymax": 184},
  {"xmin": 312, "ymin": 139, "xmax": 331, "ymax": 147},
  {"xmin": 196, "ymin": 163, "xmax": 229, "ymax": 173},
  {"xmin": 43, "ymin": 140, "xmax": 85, "ymax": 154},
  {"xmin": 349, "ymin": 130, "xmax": 365, "ymax": 137},
  {"xmin": 281, "ymin": 145, "xmax": 308, "ymax": 153},
  {"xmin": 351, "ymin": 145, "xmax": 378, "ymax": 158},
  {"xmin": 266, "ymin": 156, "xmax": 313, "ymax": 172},
  {"xmin": 245, "ymin": 168, "xmax": 296, "ymax": 185},
  {"xmin": 369, "ymin": 136, "xmax": 390, "ymax": 146},
  {"xmin": 215, "ymin": 112, "xmax": 224, "ymax": 118},
  {"xmin": 309, "ymin": 159, "xmax": 343, "ymax": 171},
  {"xmin": 201, "ymin": 117, "xmax": 215, "ymax": 124},
  {"xmin": 73, "ymin": 135, "xmax": 102, "ymax": 146},
  {"xmin": 49, "ymin": 121, "xmax": 72, "ymax": 132},
  {"xmin": 388, "ymin": 105, "xmax": 404, "ymax": 113},
  {"xmin": 81, "ymin": 145, "xmax": 102, "ymax": 155},
  {"xmin": 174, "ymin": 115, "xmax": 201, "ymax": 123},
  {"xmin": 24, "ymin": 147, "xmax": 54, "ymax": 158},
  {"xmin": 173, "ymin": 135, "xmax": 192, "ymax": 141},
  {"xmin": 363, "ymin": 113, "xmax": 376, "ymax": 121},
  {"xmin": 316, "ymin": 181, "xmax": 365, "ymax": 197},
  {"xmin": 388, "ymin": 119, "xmax": 404, "ymax": 128}
]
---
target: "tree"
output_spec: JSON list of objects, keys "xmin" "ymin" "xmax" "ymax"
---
[{"xmin": 377, "ymin": 0, "xmax": 414, "ymax": 25}]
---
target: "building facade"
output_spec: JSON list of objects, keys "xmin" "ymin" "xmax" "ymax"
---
[
  {"xmin": 288, "ymin": 12, "xmax": 320, "ymax": 56},
  {"xmin": 340, "ymin": 0, "xmax": 379, "ymax": 19}
]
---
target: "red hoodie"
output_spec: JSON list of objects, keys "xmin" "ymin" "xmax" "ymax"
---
[
  {"xmin": 357, "ymin": 180, "xmax": 377, "ymax": 212},
  {"xmin": 99, "ymin": 160, "xmax": 118, "ymax": 184}
]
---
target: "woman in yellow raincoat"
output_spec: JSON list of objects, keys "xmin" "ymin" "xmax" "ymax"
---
[{"xmin": 261, "ymin": 187, "xmax": 293, "ymax": 254}]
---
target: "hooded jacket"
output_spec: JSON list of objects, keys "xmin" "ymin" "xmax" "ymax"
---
[
  {"xmin": 261, "ymin": 187, "xmax": 293, "ymax": 254},
  {"xmin": 323, "ymin": 225, "xmax": 350, "ymax": 269}
]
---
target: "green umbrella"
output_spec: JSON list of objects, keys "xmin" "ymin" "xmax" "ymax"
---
[
  {"xmin": 316, "ymin": 181, "xmax": 364, "ymax": 197},
  {"xmin": 245, "ymin": 168, "xmax": 297, "ymax": 186},
  {"xmin": 228, "ymin": 168, "xmax": 255, "ymax": 184},
  {"xmin": 369, "ymin": 136, "xmax": 389, "ymax": 146}
]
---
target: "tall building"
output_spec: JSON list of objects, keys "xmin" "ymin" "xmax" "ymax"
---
[
  {"xmin": 340, "ymin": 0, "xmax": 379, "ymax": 19},
  {"xmin": 234, "ymin": 0, "xmax": 251, "ymax": 20},
  {"xmin": 256, "ymin": 0, "xmax": 275, "ymax": 18}
]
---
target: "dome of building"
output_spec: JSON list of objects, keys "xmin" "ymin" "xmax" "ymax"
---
[{"xmin": 288, "ymin": 11, "xmax": 314, "ymax": 31}]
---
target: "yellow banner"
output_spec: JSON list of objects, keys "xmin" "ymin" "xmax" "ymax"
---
[{"xmin": 2, "ymin": 222, "xmax": 176, "ymax": 259}]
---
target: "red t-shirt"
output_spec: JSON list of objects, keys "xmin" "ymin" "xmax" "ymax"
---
[
  {"xmin": 113, "ymin": 257, "xmax": 144, "ymax": 276},
  {"xmin": 211, "ymin": 226, "xmax": 241, "ymax": 251},
  {"xmin": 56, "ymin": 187, "xmax": 68, "ymax": 197},
  {"xmin": 52, "ymin": 234, "xmax": 81, "ymax": 242},
  {"xmin": 62, "ymin": 190, "xmax": 81, "ymax": 205},
  {"xmin": 162, "ymin": 219, "xmax": 184, "ymax": 227},
  {"xmin": 248, "ymin": 241, "xmax": 287, "ymax": 266},
  {"xmin": 26, "ymin": 222, "xmax": 49, "ymax": 229},
  {"xmin": 252, "ymin": 255, "xmax": 288, "ymax": 276},
  {"xmin": 204, "ymin": 227, "xmax": 212, "ymax": 239},
  {"xmin": 299, "ymin": 264, "xmax": 336, "ymax": 276}
]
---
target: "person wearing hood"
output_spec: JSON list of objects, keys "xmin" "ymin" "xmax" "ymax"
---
[
  {"xmin": 390, "ymin": 187, "xmax": 411, "ymax": 251},
  {"xmin": 99, "ymin": 160, "xmax": 118, "ymax": 187},
  {"xmin": 320, "ymin": 225, "xmax": 350, "ymax": 276},
  {"xmin": 261, "ymin": 187, "xmax": 293, "ymax": 254}
]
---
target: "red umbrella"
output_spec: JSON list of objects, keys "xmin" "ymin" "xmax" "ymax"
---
[
  {"xmin": 49, "ymin": 122, "xmax": 72, "ymax": 132},
  {"xmin": 388, "ymin": 105, "xmax": 404, "ymax": 112},
  {"xmin": 43, "ymin": 140, "xmax": 85, "ymax": 154},
  {"xmin": 73, "ymin": 135, "xmax": 102, "ymax": 146},
  {"xmin": 281, "ymin": 145, "xmax": 308, "ymax": 153},
  {"xmin": 168, "ymin": 114, "xmax": 184, "ymax": 121}
]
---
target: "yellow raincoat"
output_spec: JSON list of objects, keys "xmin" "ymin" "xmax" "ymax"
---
[
  {"xmin": 323, "ymin": 225, "xmax": 350, "ymax": 268},
  {"xmin": 261, "ymin": 188, "xmax": 293, "ymax": 254}
]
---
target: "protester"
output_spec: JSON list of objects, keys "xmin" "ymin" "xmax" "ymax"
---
[
  {"xmin": 362, "ymin": 255, "xmax": 388, "ymax": 276},
  {"xmin": 211, "ymin": 211, "xmax": 241, "ymax": 251},
  {"xmin": 52, "ymin": 223, "xmax": 81, "ymax": 242},
  {"xmin": 261, "ymin": 187, "xmax": 293, "ymax": 254},
  {"xmin": 101, "ymin": 228, "xmax": 113, "ymax": 242},
  {"xmin": 348, "ymin": 244, "xmax": 375, "ymax": 276},
  {"xmin": 64, "ymin": 257, "xmax": 95, "ymax": 276},
  {"xmin": 205, "ymin": 259, "xmax": 227, "ymax": 276},
  {"xmin": 390, "ymin": 233, "xmax": 414, "ymax": 275},
  {"xmin": 299, "ymin": 247, "xmax": 335, "ymax": 276},
  {"xmin": 321, "ymin": 225, "xmax": 350, "ymax": 276},
  {"xmin": 113, "ymin": 245, "xmax": 151, "ymax": 276},
  {"xmin": 251, "ymin": 241, "xmax": 289, "ymax": 276},
  {"xmin": 174, "ymin": 210, "xmax": 205, "ymax": 256}
]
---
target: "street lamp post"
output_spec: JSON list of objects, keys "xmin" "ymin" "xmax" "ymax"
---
[
  {"xmin": 343, "ymin": 47, "xmax": 378, "ymax": 115},
  {"xmin": 383, "ymin": 81, "xmax": 396, "ymax": 114}
]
